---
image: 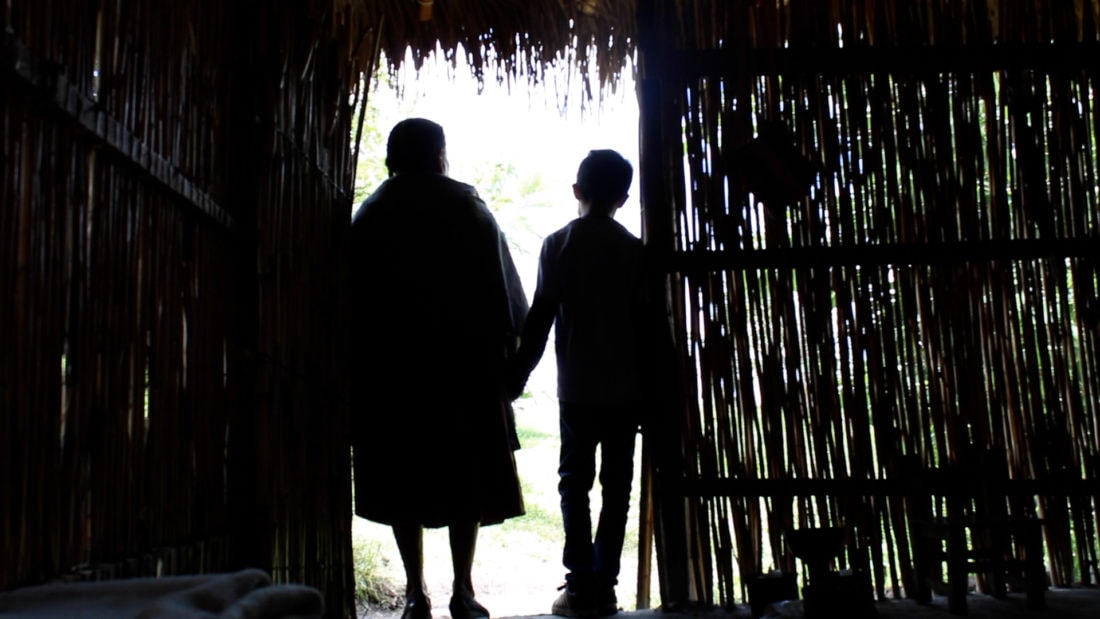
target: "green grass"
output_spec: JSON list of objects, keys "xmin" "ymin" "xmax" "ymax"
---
[
  {"xmin": 352, "ymin": 533, "xmax": 402, "ymax": 609},
  {"xmin": 500, "ymin": 479, "xmax": 563, "ymax": 540},
  {"xmin": 515, "ymin": 423, "xmax": 554, "ymax": 444}
]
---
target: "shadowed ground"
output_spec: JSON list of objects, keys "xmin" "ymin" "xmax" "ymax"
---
[{"xmin": 361, "ymin": 586, "xmax": 1100, "ymax": 619}]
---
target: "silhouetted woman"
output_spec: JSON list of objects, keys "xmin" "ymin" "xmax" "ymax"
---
[{"xmin": 349, "ymin": 118, "xmax": 527, "ymax": 619}]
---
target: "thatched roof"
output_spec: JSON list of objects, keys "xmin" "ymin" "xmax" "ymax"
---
[{"xmin": 335, "ymin": 0, "xmax": 637, "ymax": 95}]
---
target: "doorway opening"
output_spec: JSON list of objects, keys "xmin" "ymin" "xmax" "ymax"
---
[{"xmin": 350, "ymin": 50, "xmax": 657, "ymax": 618}]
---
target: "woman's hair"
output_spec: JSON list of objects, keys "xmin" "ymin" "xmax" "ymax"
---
[
  {"xmin": 576, "ymin": 149, "xmax": 633, "ymax": 210},
  {"xmin": 385, "ymin": 118, "xmax": 446, "ymax": 175}
]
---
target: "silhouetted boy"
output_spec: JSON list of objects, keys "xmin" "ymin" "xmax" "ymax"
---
[{"xmin": 508, "ymin": 149, "xmax": 645, "ymax": 618}]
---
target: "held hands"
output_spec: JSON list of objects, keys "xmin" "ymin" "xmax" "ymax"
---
[{"xmin": 504, "ymin": 362, "xmax": 529, "ymax": 401}]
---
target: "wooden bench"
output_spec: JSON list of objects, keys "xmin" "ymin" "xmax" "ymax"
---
[
  {"xmin": 899, "ymin": 448, "xmax": 1046, "ymax": 615},
  {"xmin": 678, "ymin": 457, "xmax": 1073, "ymax": 615}
]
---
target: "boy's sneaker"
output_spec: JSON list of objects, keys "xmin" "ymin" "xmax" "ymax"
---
[
  {"xmin": 551, "ymin": 586, "xmax": 595, "ymax": 618},
  {"xmin": 595, "ymin": 587, "xmax": 618, "ymax": 616}
]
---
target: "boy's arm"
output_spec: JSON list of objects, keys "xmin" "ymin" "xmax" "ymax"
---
[{"xmin": 506, "ymin": 294, "xmax": 555, "ymax": 400}]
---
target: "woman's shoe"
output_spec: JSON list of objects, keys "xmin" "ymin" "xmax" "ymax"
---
[
  {"xmin": 401, "ymin": 595, "xmax": 432, "ymax": 619},
  {"xmin": 449, "ymin": 594, "xmax": 490, "ymax": 619}
]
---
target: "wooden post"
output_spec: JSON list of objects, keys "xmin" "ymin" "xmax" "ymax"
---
[{"xmin": 636, "ymin": 0, "xmax": 695, "ymax": 609}]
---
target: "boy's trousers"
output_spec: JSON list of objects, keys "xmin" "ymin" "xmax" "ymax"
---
[{"xmin": 558, "ymin": 401, "xmax": 640, "ymax": 591}]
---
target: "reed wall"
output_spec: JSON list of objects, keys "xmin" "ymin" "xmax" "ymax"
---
[
  {"xmin": 1, "ymin": 1, "xmax": 366, "ymax": 615},
  {"xmin": 638, "ymin": 0, "xmax": 1100, "ymax": 607}
]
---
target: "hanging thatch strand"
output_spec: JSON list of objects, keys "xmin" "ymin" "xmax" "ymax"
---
[
  {"xmin": 639, "ymin": 0, "xmax": 1100, "ymax": 608},
  {"xmin": 334, "ymin": 0, "xmax": 636, "ymax": 102}
]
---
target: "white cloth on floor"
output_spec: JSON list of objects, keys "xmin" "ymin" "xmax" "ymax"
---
[{"xmin": 0, "ymin": 568, "xmax": 323, "ymax": 619}]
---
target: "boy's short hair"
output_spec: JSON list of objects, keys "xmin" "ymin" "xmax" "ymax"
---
[
  {"xmin": 386, "ymin": 118, "xmax": 445, "ymax": 174},
  {"xmin": 576, "ymin": 149, "xmax": 633, "ymax": 210}
]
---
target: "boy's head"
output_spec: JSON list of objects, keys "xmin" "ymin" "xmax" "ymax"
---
[
  {"xmin": 574, "ymin": 149, "xmax": 633, "ymax": 215},
  {"xmin": 386, "ymin": 118, "xmax": 447, "ymax": 175}
]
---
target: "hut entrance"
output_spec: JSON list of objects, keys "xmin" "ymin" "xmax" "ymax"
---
[{"xmin": 350, "ymin": 53, "xmax": 656, "ymax": 617}]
